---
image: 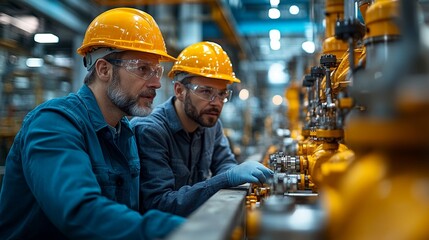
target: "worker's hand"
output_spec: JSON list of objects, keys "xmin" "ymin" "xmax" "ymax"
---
[{"xmin": 226, "ymin": 161, "xmax": 274, "ymax": 186}]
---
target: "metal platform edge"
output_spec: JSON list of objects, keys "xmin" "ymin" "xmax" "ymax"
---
[{"xmin": 166, "ymin": 187, "xmax": 248, "ymax": 240}]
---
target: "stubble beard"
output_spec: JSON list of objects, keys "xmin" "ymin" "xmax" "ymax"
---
[
  {"xmin": 184, "ymin": 93, "xmax": 218, "ymax": 127},
  {"xmin": 107, "ymin": 68, "xmax": 153, "ymax": 117}
]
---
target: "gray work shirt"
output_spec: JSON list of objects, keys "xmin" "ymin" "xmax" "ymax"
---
[{"xmin": 131, "ymin": 96, "xmax": 237, "ymax": 217}]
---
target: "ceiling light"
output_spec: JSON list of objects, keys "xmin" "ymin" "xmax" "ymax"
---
[
  {"xmin": 272, "ymin": 95, "xmax": 283, "ymax": 105},
  {"xmin": 239, "ymin": 89, "xmax": 249, "ymax": 101},
  {"xmin": 302, "ymin": 41, "xmax": 315, "ymax": 53},
  {"xmin": 0, "ymin": 13, "xmax": 39, "ymax": 34},
  {"xmin": 268, "ymin": 8, "xmax": 281, "ymax": 19},
  {"xmin": 270, "ymin": 0, "xmax": 280, "ymax": 7},
  {"xmin": 269, "ymin": 29, "xmax": 281, "ymax": 41},
  {"xmin": 270, "ymin": 40, "xmax": 281, "ymax": 50},
  {"xmin": 52, "ymin": 56, "xmax": 73, "ymax": 67},
  {"xmin": 268, "ymin": 63, "xmax": 287, "ymax": 84},
  {"xmin": 26, "ymin": 58, "xmax": 44, "ymax": 67},
  {"xmin": 289, "ymin": 5, "xmax": 300, "ymax": 15},
  {"xmin": 34, "ymin": 33, "xmax": 59, "ymax": 43}
]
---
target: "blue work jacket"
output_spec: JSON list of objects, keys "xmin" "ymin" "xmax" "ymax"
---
[
  {"xmin": 0, "ymin": 85, "xmax": 184, "ymax": 239},
  {"xmin": 131, "ymin": 96, "xmax": 237, "ymax": 217}
]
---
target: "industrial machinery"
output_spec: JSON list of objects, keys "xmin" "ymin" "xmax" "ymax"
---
[
  {"xmin": 246, "ymin": 0, "xmax": 429, "ymax": 240},
  {"xmin": 168, "ymin": 1, "xmax": 429, "ymax": 240}
]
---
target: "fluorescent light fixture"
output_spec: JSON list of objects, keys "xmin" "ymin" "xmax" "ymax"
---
[
  {"xmin": 34, "ymin": 33, "xmax": 59, "ymax": 43},
  {"xmin": 54, "ymin": 57, "xmax": 73, "ymax": 67},
  {"xmin": 26, "ymin": 58, "xmax": 44, "ymax": 67},
  {"xmin": 289, "ymin": 5, "xmax": 300, "ymax": 15},
  {"xmin": 269, "ymin": 29, "xmax": 281, "ymax": 41},
  {"xmin": 268, "ymin": 8, "xmax": 281, "ymax": 19},
  {"xmin": 270, "ymin": 0, "xmax": 280, "ymax": 7},
  {"xmin": 268, "ymin": 62, "xmax": 287, "ymax": 84},
  {"xmin": 302, "ymin": 41, "xmax": 316, "ymax": 53},
  {"xmin": 0, "ymin": 13, "xmax": 39, "ymax": 34},
  {"xmin": 270, "ymin": 40, "xmax": 281, "ymax": 50}
]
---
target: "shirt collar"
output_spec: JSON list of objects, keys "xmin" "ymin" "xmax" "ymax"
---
[
  {"xmin": 77, "ymin": 85, "xmax": 131, "ymax": 133},
  {"xmin": 163, "ymin": 96, "xmax": 204, "ymax": 135}
]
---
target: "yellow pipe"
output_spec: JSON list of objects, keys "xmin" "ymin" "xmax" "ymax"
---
[
  {"xmin": 285, "ymin": 82, "xmax": 302, "ymax": 140},
  {"xmin": 325, "ymin": 151, "xmax": 429, "ymax": 240},
  {"xmin": 305, "ymin": 142, "xmax": 351, "ymax": 191},
  {"xmin": 324, "ymin": 1, "xmax": 429, "ymax": 239}
]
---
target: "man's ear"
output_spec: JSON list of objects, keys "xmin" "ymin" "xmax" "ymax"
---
[
  {"xmin": 95, "ymin": 59, "xmax": 111, "ymax": 82},
  {"xmin": 174, "ymin": 82, "xmax": 186, "ymax": 101}
]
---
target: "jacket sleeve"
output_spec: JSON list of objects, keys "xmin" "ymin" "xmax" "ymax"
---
[
  {"xmin": 21, "ymin": 108, "xmax": 184, "ymax": 240},
  {"xmin": 209, "ymin": 121, "xmax": 238, "ymax": 175},
  {"xmin": 134, "ymin": 122, "xmax": 231, "ymax": 217}
]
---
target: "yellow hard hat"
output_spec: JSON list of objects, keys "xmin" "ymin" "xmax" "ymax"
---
[
  {"xmin": 168, "ymin": 41, "xmax": 241, "ymax": 83},
  {"xmin": 77, "ymin": 7, "xmax": 175, "ymax": 67}
]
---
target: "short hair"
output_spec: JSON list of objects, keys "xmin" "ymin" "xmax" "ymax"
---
[
  {"xmin": 179, "ymin": 76, "xmax": 193, "ymax": 85},
  {"xmin": 83, "ymin": 51, "xmax": 125, "ymax": 85}
]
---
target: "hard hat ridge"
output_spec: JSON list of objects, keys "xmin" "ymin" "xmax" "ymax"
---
[
  {"xmin": 168, "ymin": 41, "xmax": 241, "ymax": 84},
  {"xmin": 77, "ymin": 7, "xmax": 176, "ymax": 70}
]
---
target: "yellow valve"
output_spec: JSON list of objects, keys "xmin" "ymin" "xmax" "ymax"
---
[
  {"xmin": 331, "ymin": 47, "xmax": 366, "ymax": 93},
  {"xmin": 320, "ymin": 149, "xmax": 355, "ymax": 188},
  {"xmin": 322, "ymin": 0, "xmax": 348, "ymax": 56},
  {"xmin": 315, "ymin": 129, "xmax": 344, "ymax": 139},
  {"xmin": 298, "ymin": 137, "xmax": 323, "ymax": 156},
  {"xmin": 322, "ymin": 37, "xmax": 349, "ymax": 58},
  {"xmin": 338, "ymin": 97, "xmax": 354, "ymax": 109},
  {"xmin": 306, "ymin": 142, "xmax": 349, "ymax": 188},
  {"xmin": 325, "ymin": 0, "xmax": 345, "ymax": 38},
  {"xmin": 364, "ymin": 0, "xmax": 400, "ymax": 40},
  {"xmin": 285, "ymin": 82, "xmax": 302, "ymax": 140},
  {"xmin": 326, "ymin": 151, "xmax": 429, "ymax": 240}
]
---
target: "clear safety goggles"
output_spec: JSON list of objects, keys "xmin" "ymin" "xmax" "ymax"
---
[
  {"xmin": 107, "ymin": 59, "xmax": 164, "ymax": 81},
  {"xmin": 184, "ymin": 83, "xmax": 233, "ymax": 103}
]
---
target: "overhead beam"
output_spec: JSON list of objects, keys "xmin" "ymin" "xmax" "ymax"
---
[
  {"xmin": 237, "ymin": 20, "xmax": 314, "ymax": 35},
  {"xmin": 18, "ymin": 0, "xmax": 89, "ymax": 33},
  {"xmin": 209, "ymin": 0, "xmax": 247, "ymax": 59},
  {"xmin": 92, "ymin": 0, "xmax": 211, "ymax": 5},
  {"xmin": 91, "ymin": 0, "xmax": 247, "ymax": 59}
]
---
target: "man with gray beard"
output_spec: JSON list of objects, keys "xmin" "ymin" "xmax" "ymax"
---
[
  {"xmin": 131, "ymin": 41, "xmax": 273, "ymax": 217},
  {"xmin": 0, "ymin": 8, "xmax": 185, "ymax": 240}
]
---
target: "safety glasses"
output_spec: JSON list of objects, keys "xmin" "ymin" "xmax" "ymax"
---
[
  {"xmin": 184, "ymin": 83, "xmax": 233, "ymax": 103},
  {"xmin": 106, "ymin": 59, "xmax": 164, "ymax": 81}
]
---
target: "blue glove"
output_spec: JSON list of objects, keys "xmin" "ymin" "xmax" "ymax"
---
[{"xmin": 226, "ymin": 161, "xmax": 274, "ymax": 186}]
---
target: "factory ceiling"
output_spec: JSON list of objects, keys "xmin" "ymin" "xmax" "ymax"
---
[
  {"xmin": 0, "ymin": 0, "xmax": 322, "ymax": 76},
  {"xmin": 1, "ymin": 0, "xmax": 429, "ymax": 85}
]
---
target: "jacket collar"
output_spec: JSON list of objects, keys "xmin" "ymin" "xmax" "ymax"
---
[
  {"xmin": 163, "ymin": 96, "xmax": 203, "ymax": 135},
  {"xmin": 77, "ymin": 85, "xmax": 131, "ymax": 133}
]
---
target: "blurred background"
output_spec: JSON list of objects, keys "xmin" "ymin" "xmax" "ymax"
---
[
  {"xmin": 2, "ymin": 1, "xmax": 429, "ymax": 239},
  {"xmin": 0, "ymin": 0, "xmax": 333, "ymax": 163},
  {"xmin": 1, "ymin": 0, "xmax": 429, "ymax": 168}
]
